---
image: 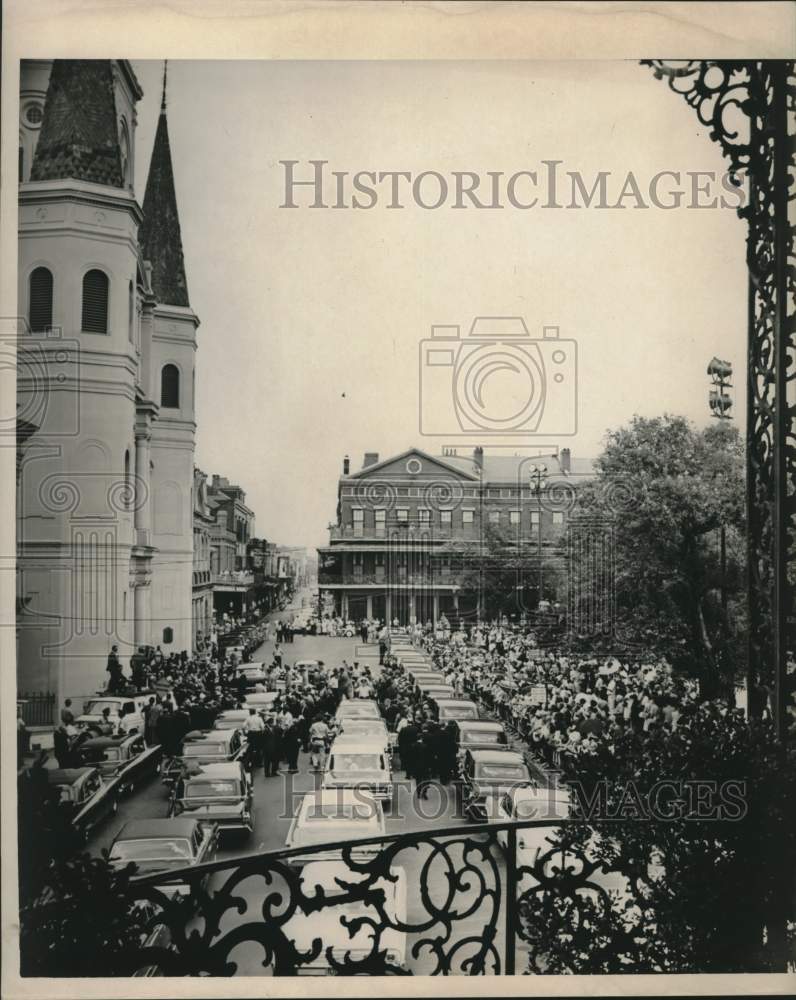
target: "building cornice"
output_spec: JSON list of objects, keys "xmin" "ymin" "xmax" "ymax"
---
[{"xmin": 19, "ymin": 181, "xmax": 144, "ymax": 225}]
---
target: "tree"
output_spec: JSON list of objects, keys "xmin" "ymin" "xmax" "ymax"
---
[
  {"xmin": 565, "ymin": 415, "xmax": 746, "ymax": 698},
  {"xmin": 519, "ymin": 708, "xmax": 796, "ymax": 973},
  {"xmin": 448, "ymin": 522, "xmax": 566, "ymax": 622},
  {"xmin": 19, "ymin": 852, "xmax": 151, "ymax": 976}
]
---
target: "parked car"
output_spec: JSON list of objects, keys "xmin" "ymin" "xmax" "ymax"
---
[
  {"xmin": 494, "ymin": 785, "xmax": 631, "ymax": 899},
  {"xmin": 47, "ymin": 766, "xmax": 118, "ymax": 842},
  {"xmin": 416, "ymin": 683, "xmax": 456, "ymax": 702},
  {"xmin": 436, "ymin": 699, "xmax": 480, "ymax": 724},
  {"xmin": 407, "ymin": 671, "xmax": 447, "ymax": 686},
  {"xmin": 242, "ymin": 691, "xmax": 279, "ymax": 721},
  {"xmin": 334, "ymin": 717, "xmax": 392, "ymax": 748},
  {"xmin": 284, "ymin": 790, "xmax": 386, "ymax": 866},
  {"xmin": 212, "ymin": 709, "xmax": 251, "ymax": 733},
  {"xmin": 75, "ymin": 732, "xmax": 162, "ymax": 795},
  {"xmin": 75, "ymin": 696, "xmax": 145, "ymax": 736},
  {"xmin": 283, "ymin": 861, "xmax": 408, "ymax": 974},
  {"xmin": 108, "ymin": 818, "xmax": 219, "ymax": 899},
  {"xmin": 168, "ymin": 761, "xmax": 254, "ymax": 838},
  {"xmin": 323, "ymin": 736, "xmax": 394, "ymax": 807},
  {"xmin": 335, "ymin": 699, "xmax": 382, "ymax": 722},
  {"xmin": 453, "ymin": 720, "xmax": 509, "ymax": 757},
  {"xmin": 181, "ymin": 729, "xmax": 246, "ymax": 766},
  {"xmin": 235, "ymin": 662, "xmax": 267, "ymax": 689},
  {"xmin": 459, "ymin": 749, "xmax": 532, "ymax": 821}
]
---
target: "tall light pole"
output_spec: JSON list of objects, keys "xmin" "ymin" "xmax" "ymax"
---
[
  {"xmin": 529, "ymin": 464, "xmax": 548, "ymax": 608},
  {"xmin": 707, "ymin": 357, "xmax": 733, "ymax": 703}
]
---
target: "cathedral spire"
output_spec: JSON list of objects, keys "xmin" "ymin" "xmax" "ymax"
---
[
  {"xmin": 139, "ymin": 71, "xmax": 190, "ymax": 308},
  {"xmin": 161, "ymin": 60, "xmax": 168, "ymax": 113},
  {"xmin": 30, "ymin": 60, "xmax": 124, "ymax": 187}
]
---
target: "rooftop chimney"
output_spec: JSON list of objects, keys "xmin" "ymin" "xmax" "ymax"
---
[
  {"xmin": 363, "ymin": 452, "xmax": 379, "ymax": 469},
  {"xmin": 560, "ymin": 447, "xmax": 571, "ymax": 473},
  {"xmin": 473, "ymin": 446, "xmax": 484, "ymax": 470},
  {"xmin": 343, "ymin": 455, "xmax": 350, "ymax": 476}
]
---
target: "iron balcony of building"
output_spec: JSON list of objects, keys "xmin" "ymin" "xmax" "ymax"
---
[
  {"xmin": 120, "ymin": 816, "xmax": 659, "ymax": 977},
  {"xmin": 211, "ymin": 571, "xmax": 255, "ymax": 591}
]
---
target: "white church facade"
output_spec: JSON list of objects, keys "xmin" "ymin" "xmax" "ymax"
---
[{"xmin": 16, "ymin": 59, "xmax": 199, "ymax": 705}]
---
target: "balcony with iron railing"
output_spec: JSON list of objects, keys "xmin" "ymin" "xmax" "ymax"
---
[
  {"xmin": 115, "ymin": 816, "xmax": 666, "ymax": 977},
  {"xmin": 211, "ymin": 570, "xmax": 255, "ymax": 589}
]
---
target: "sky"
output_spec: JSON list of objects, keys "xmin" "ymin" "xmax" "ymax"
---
[{"xmin": 131, "ymin": 59, "xmax": 747, "ymax": 550}]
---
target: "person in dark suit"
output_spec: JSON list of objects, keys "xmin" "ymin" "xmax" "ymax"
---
[
  {"xmin": 398, "ymin": 718, "xmax": 419, "ymax": 780},
  {"xmin": 262, "ymin": 722, "xmax": 281, "ymax": 777}
]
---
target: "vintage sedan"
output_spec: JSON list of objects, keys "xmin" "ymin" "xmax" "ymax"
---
[
  {"xmin": 416, "ymin": 682, "xmax": 456, "ymax": 702},
  {"xmin": 242, "ymin": 691, "xmax": 279, "ymax": 721},
  {"xmin": 235, "ymin": 662, "xmax": 267, "ymax": 689},
  {"xmin": 283, "ymin": 861, "xmax": 408, "ymax": 974},
  {"xmin": 47, "ymin": 766, "xmax": 118, "ymax": 841},
  {"xmin": 334, "ymin": 717, "xmax": 391, "ymax": 747},
  {"xmin": 212, "ymin": 709, "xmax": 250, "ymax": 733},
  {"xmin": 76, "ymin": 733, "xmax": 162, "ymax": 795},
  {"xmin": 407, "ymin": 670, "xmax": 447, "ymax": 687},
  {"xmin": 108, "ymin": 818, "xmax": 219, "ymax": 899},
  {"xmin": 494, "ymin": 785, "xmax": 634, "ymax": 900},
  {"xmin": 284, "ymin": 790, "xmax": 386, "ymax": 867},
  {"xmin": 459, "ymin": 749, "xmax": 532, "ymax": 821},
  {"xmin": 436, "ymin": 699, "xmax": 480, "ymax": 724},
  {"xmin": 335, "ymin": 699, "xmax": 382, "ymax": 722},
  {"xmin": 169, "ymin": 761, "xmax": 254, "ymax": 837},
  {"xmin": 181, "ymin": 729, "xmax": 245, "ymax": 765},
  {"xmin": 453, "ymin": 720, "xmax": 509, "ymax": 756},
  {"xmin": 75, "ymin": 695, "xmax": 145, "ymax": 736},
  {"xmin": 323, "ymin": 737, "xmax": 394, "ymax": 807}
]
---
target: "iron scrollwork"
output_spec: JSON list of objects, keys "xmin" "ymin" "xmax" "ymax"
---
[
  {"xmin": 644, "ymin": 60, "xmax": 796, "ymax": 735},
  {"xmin": 121, "ymin": 819, "xmax": 640, "ymax": 977}
]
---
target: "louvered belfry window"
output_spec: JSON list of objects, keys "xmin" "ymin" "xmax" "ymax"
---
[
  {"xmin": 161, "ymin": 364, "xmax": 180, "ymax": 408},
  {"xmin": 82, "ymin": 269, "xmax": 109, "ymax": 333},
  {"xmin": 28, "ymin": 267, "xmax": 53, "ymax": 332}
]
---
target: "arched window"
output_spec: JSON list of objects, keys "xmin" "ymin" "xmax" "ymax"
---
[
  {"xmin": 82, "ymin": 269, "xmax": 109, "ymax": 333},
  {"xmin": 161, "ymin": 364, "xmax": 180, "ymax": 408},
  {"xmin": 28, "ymin": 267, "xmax": 53, "ymax": 332}
]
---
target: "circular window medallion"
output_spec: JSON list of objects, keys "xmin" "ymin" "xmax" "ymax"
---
[
  {"xmin": 406, "ymin": 458, "xmax": 422, "ymax": 475},
  {"xmin": 25, "ymin": 104, "xmax": 43, "ymax": 126}
]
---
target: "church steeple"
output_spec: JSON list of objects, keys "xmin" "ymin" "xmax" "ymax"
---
[
  {"xmin": 30, "ymin": 60, "xmax": 124, "ymax": 187},
  {"xmin": 139, "ymin": 62, "xmax": 190, "ymax": 308}
]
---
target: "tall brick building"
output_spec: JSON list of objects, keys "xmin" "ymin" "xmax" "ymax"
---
[{"xmin": 317, "ymin": 446, "xmax": 594, "ymax": 625}]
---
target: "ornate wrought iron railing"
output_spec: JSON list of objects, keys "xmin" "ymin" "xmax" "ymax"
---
[
  {"xmin": 643, "ymin": 59, "xmax": 795, "ymax": 736},
  {"xmin": 123, "ymin": 817, "xmax": 659, "ymax": 977}
]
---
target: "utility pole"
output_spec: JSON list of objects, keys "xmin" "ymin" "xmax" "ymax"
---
[
  {"xmin": 529, "ymin": 464, "xmax": 548, "ymax": 608},
  {"xmin": 707, "ymin": 357, "xmax": 734, "ymax": 705}
]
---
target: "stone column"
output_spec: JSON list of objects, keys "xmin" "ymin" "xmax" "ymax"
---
[
  {"xmin": 342, "ymin": 592, "xmax": 349, "ymax": 619},
  {"xmin": 366, "ymin": 595, "xmax": 373, "ymax": 618},
  {"xmin": 433, "ymin": 592, "xmax": 440, "ymax": 623}
]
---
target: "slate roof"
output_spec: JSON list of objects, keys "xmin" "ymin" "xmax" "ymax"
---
[
  {"xmin": 30, "ymin": 60, "xmax": 124, "ymax": 187},
  {"xmin": 139, "ymin": 111, "xmax": 190, "ymax": 307}
]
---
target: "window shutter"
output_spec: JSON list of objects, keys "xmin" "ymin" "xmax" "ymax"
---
[
  {"xmin": 82, "ymin": 270, "xmax": 109, "ymax": 333},
  {"xmin": 29, "ymin": 267, "xmax": 53, "ymax": 332}
]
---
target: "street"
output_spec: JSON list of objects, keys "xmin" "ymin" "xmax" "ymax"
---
[{"xmin": 86, "ymin": 610, "xmax": 530, "ymax": 974}]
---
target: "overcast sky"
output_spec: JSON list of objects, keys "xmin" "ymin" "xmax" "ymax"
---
[{"xmin": 131, "ymin": 59, "xmax": 747, "ymax": 550}]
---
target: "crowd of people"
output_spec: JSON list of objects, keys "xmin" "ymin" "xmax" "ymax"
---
[{"xmin": 414, "ymin": 623, "xmax": 705, "ymax": 778}]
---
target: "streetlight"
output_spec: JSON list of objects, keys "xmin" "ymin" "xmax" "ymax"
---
[
  {"xmin": 707, "ymin": 357, "xmax": 733, "ymax": 420},
  {"xmin": 529, "ymin": 464, "xmax": 548, "ymax": 608},
  {"xmin": 707, "ymin": 358, "xmax": 733, "ymax": 703}
]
